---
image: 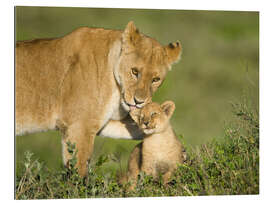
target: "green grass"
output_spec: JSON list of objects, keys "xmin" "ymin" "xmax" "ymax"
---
[
  {"xmin": 15, "ymin": 97, "xmax": 259, "ymax": 199},
  {"xmin": 16, "ymin": 132, "xmax": 140, "ymax": 178}
]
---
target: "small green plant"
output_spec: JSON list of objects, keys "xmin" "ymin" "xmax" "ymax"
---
[
  {"xmin": 15, "ymin": 97, "xmax": 259, "ymax": 199},
  {"xmin": 170, "ymin": 96, "xmax": 259, "ymax": 196}
]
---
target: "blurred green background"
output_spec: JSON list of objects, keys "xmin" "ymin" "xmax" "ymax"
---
[{"xmin": 15, "ymin": 7, "xmax": 259, "ymax": 175}]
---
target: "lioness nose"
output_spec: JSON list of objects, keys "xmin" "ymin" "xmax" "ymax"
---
[{"xmin": 134, "ymin": 97, "xmax": 144, "ymax": 105}]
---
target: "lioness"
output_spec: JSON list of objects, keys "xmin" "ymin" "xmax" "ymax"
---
[
  {"xmin": 121, "ymin": 101, "xmax": 186, "ymax": 188},
  {"xmin": 16, "ymin": 21, "xmax": 182, "ymax": 176}
]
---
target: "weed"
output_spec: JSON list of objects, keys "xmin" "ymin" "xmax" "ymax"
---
[{"xmin": 15, "ymin": 97, "xmax": 259, "ymax": 199}]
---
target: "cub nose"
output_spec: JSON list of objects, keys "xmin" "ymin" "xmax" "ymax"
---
[
  {"xmin": 134, "ymin": 97, "xmax": 144, "ymax": 105},
  {"xmin": 143, "ymin": 121, "xmax": 149, "ymax": 126}
]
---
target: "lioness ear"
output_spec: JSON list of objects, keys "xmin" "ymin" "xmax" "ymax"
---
[
  {"xmin": 122, "ymin": 21, "xmax": 141, "ymax": 52},
  {"xmin": 164, "ymin": 41, "xmax": 182, "ymax": 70},
  {"xmin": 161, "ymin": 101, "xmax": 175, "ymax": 119}
]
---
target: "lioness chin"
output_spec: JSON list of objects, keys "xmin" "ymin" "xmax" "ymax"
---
[{"xmin": 16, "ymin": 21, "xmax": 182, "ymax": 177}]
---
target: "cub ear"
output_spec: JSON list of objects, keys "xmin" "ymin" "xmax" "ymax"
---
[
  {"xmin": 129, "ymin": 108, "xmax": 141, "ymax": 124},
  {"xmin": 164, "ymin": 41, "xmax": 182, "ymax": 70},
  {"xmin": 122, "ymin": 21, "xmax": 141, "ymax": 52},
  {"xmin": 161, "ymin": 100, "xmax": 175, "ymax": 119}
]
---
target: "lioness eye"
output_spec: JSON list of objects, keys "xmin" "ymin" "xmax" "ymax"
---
[
  {"xmin": 152, "ymin": 77, "xmax": 160, "ymax": 83},
  {"xmin": 131, "ymin": 68, "xmax": 139, "ymax": 78},
  {"xmin": 151, "ymin": 112, "xmax": 157, "ymax": 117}
]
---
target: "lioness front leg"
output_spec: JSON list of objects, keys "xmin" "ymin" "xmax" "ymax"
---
[
  {"xmin": 98, "ymin": 115, "xmax": 144, "ymax": 140},
  {"xmin": 61, "ymin": 121, "xmax": 97, "ymax": 177}
]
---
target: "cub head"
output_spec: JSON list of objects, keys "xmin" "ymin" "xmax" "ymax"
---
[
  {"xmin": 113, "ymin": 21, "xmax": 182, "ymax": 112},
  {"xmin": 130, "ymin": 101, "xmax": 175, "ymax": 135}
]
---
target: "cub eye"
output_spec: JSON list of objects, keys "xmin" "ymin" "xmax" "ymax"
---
[
  {"xmin": 152, "ymin": 77, "xmax": 160, "ymax": 83},
  {"xmin": 131, "ymin": 68, "xmax": 139, "ymax": 78}
]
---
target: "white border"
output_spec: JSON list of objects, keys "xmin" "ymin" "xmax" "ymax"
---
[
  {"xmin": 13, "ymin": 0, "xmax": 261, "ymax": 11},
  {"xmin": 2, "ymin": 0, "xmax": 269, "ymax": 202}
]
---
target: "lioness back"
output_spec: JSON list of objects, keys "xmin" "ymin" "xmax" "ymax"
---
[{"xmin": 15, "ymin": 27, "xmax": 122, "ymax": 135}]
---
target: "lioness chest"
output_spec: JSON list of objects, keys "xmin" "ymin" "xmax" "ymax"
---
[{"xmin": 101, "ymin": 87, "xmax": 128, "ymax": 127}]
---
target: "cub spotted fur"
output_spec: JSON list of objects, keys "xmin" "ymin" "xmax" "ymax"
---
[
  {"xmin": 121, "ymin": 101, "xmax": 186, "ymax": 188},
  {"xmin": 16, "ymin": 21, "xmax": 182, "ymax": 177}
]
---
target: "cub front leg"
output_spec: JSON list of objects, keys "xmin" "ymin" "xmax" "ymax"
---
[
  {"xmin": 61, "ymin": 121, "xmax": 98, "ymax": 177},
  {"xmin": 126, "ymin": 143, "xmax": 142, "ymax": 189},
  {"xmin": 162, "ymin": 171, "xmax": 172, "ymax": 185}
]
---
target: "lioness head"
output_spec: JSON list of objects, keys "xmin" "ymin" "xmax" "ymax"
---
[
  {"xmin": 130, "ymin": 101, "xmax": 175, "ymax": 135},
  {"xmin": 114, "ymin": 21, "xmax": 182, "ymax": 112}
]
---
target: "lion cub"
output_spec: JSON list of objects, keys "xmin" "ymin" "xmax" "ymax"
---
[{"xmin": 124, "ymin": 101, "xmax": 186, "ymax": 188}]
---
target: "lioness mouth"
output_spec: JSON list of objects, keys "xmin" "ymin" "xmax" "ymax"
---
[
  {"xmin": 129, "ymin": 105, "xmax": 137, "ymax": 111},
  {"xmin": 122, "ymin": 97, "xmax": 142, "ymax": 111}
]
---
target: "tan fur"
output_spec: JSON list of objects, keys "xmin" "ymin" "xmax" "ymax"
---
[
  {"xmin": 122, "ymin": 101, "xmax": 186, "ymax": 189},
  {"xmin": 15, "ymin": 21, "xmax": 182, "ymax": 177}
]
